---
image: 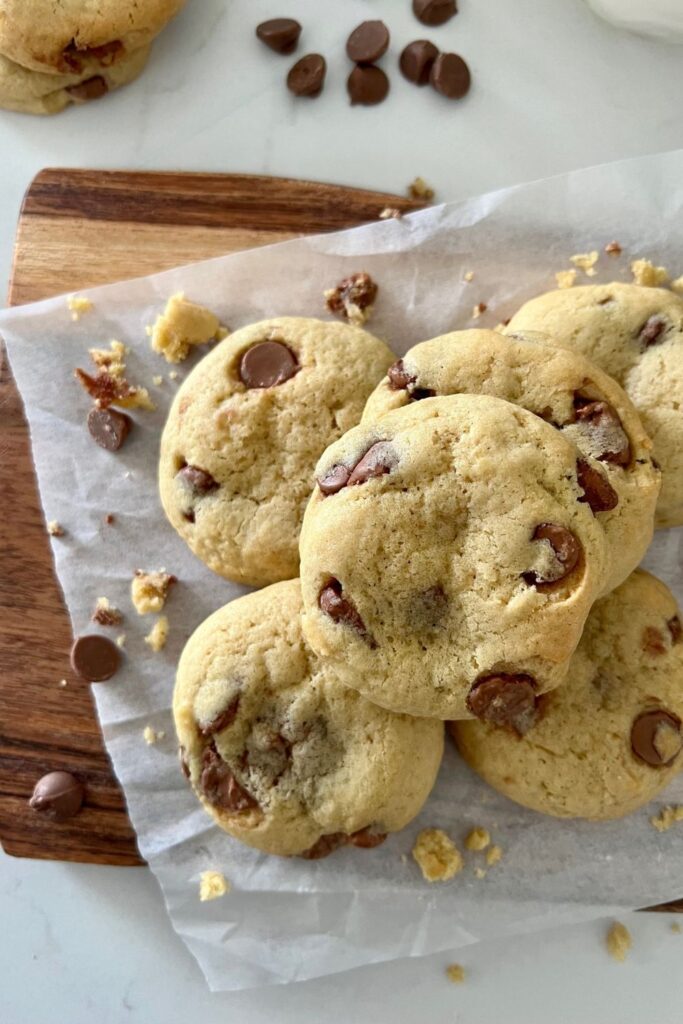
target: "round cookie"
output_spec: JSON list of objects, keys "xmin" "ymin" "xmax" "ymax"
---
[
  {"xmin": 505, "ymin": 283, "xmax": 683, "ymax": 528},
  {"xmin": 173, "ymin": 580, "xmax": 444, "ymax": 858},
  {"xmin": 362, "ymin": 329, "xmax": 660, "ymax": 594},
  {"xmin": 0, "ymin": 44, "xmax": 149, "ymax": 115},
  {"xmin": 159, "ymin": 317, "xmax": 394, "ymax": 587},
  {"xmin": 299, "ymin": 394, "xmax": 614, "ymax": 722},
  {"xmin": 452, "ymin": 570, "xmax": 683, "ymax": 820},
  {"xmin": 0, "ymin": 0, "xmax": 184, "ymax": 73}
]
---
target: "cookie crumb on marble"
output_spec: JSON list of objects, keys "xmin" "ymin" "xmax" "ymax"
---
[
  {"xmin": 650, "ymin": 805, "xmax": 683, "ymax": 833},
  {"xmin": 606, "ymin": 921, "xmax": 632, "ymax": 962},
  {"xmin": 379, "ymin": 207, "xmax": 402, "ymax": 220},
  {"xmin": 631, "ymin": 258, "xmax": 670, "ymax": 287},
  {"xmin": 143, "ymin": 725, "xmax": 165, "ymax": 745},
  {"xmin": 408, "ymin": 176, "xmax": 435, "ymax": 201},
  {"xmin": 471, "ymin": 302, "xmax": 487, "ymax": 319},
  {"xmin": 47, "ymin": 520, "xmax": 65, "ymax": 537},
  {"xmin": 555, "ymin": 269, "xmax": 577, "ymax": 289},
  {"xmin": 464, "ymin": 826, "xmax": 490, "ymax": 852},
  {"xmin": 570, "ymin": 251, "xmax": 599, "ymax": 276},
  {"xmin": 486, "ymin": 845, "xmax": 503, "ymax": 867},
  {"xmin": 199, "ymin": 870, "xmax": 231, "ymax": 902},
  {"xmin": 131, "ymin": 570, "xmax": 176, "ymax": 614},
  {"xmin": 68, "ymin": 295, "xmax": 93, "ymax": 320},
  {"xmin": 144, "ymin": 615, "xmax": 169, "ymax": 652},
  {"xmin": 150, "ymin": 293, "xmax": 227, "ymax": 364},
  {"xmin": 604, "ymin": 240, "xmax": 622, "ymax": 257},
  {"xmin": 325, "ymin": 272, "xmax": 378, "ymax": 325},
  {"xmin": 91, "ymin": 596, "xmax": 123, "ymax": 627},
  {"xmin": 445, "ymin": 963, "xmax": 466, "ymax": 984},
  {"xmin": 412, "ymin": 828, "xmax": 464, "ymax": 882}
]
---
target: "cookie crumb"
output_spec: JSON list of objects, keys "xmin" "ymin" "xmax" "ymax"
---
[
  {"xmin": 485, "ymin": 844, "xmax": 503, "ymax": 867},
  {"xmin": 88, "ymin": 339, "xmax": 128, "ymax": 377},
  {"xmin": 169, "ymin": 370, "xmax": 180, "ymax": 381},
  {"xmin": 445, "ymin": 963, "xmax": 466, "ymax": 984},
  {"xmin": 131, "ymin": 570, "xmax": 176, "ymax": 615},
  {"xmin": 463, "ymin": 270, "xmax": 474, "ymax": 282},
  {"xmin": 144, "ymin": 615, "xmax": 169, "ymax": 652},
  {"xmin": 68, "ymin": 295, "xmax": 93, "ymax": 320},
  {"xmin": 670, "ymin": 922, "xmax": 682, "ymax": 934},
  {"xmin": 408, "ymin": 176, "xmax": 435, "ymax": 201},
  {"xmin": 379, "ymin": 207, "xmax": 402, "ymax": 220},
  {"xmin": 474, "ymin": 866, "xmax": 487, "ymax": 880},
  {"xmin": 650, "ymin": 805, "xmax": 683, "ymax": 833},
  {"xmin": 604, "ymin": 240, "xmax": 622, "ymax": 257},
  {"xmin": 152, "ymin": 375, "xmax": 163, "ymax": 386},
  {"xmin": 104, "ymin": 513, "xmax": 115, "ymax": 525},
  {"xmin": 76, "ymin": 367, "xmax": 154, "ymax": 411},
  {"xmin": 471, "ymin": 302, "xmax": 487, "ymax": 319},
  {"xmin": 150, "ymin": 293, "xmax": 227, "ymax": 364},
  {"xmin": 570, "ymin": 251, "xmax": 599, "ymax": 276},
  {"xmin": 325, "ymin": 272, "xmax": 378, "ymax": 326},
  {"xmin": 47, "ymin": 520, "xmax": 65, "ymax": 537},
  {"xmin": 555, "ymin": 269, "xmax": 577, "ymax": 289},
  {"xmin": 465, "ymin": 827, "xmax": 490, "ymax": 852},
  {"xmin": 143, "ymin": 725, "xmax": 165, "ymax": 745},
  {"xmin": 631, "ymin": 258, "xmax": 670, "ymax": 287},
  {"xmin": 91, "ymin": 596, "xmax": 123, "ymax": 627},
  {"xmin": 412, "ymin": 828, "xmax": 463, "ymax": 882},
  {"xmin": 199, "ymin": 870, "xmax": 230, "ymax": 902},
  {"xmin": 671, "ymin": 275, "xmax": 683, "ymax": 295},
  {"xmin": 116, "ymin": 633, "xmax": 126, "ymax": 648},
  {"xmin": 58, "ymin": 679, "xmax": 68, "ymax": 688},
  {"xmin": 606, "ymin": 921, "xmax": 631, "ymax": 962}
]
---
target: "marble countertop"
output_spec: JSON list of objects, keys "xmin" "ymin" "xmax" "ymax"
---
[{"xmin": 2, "ymin": 1, "xmax": 683, "ymax": 1020}]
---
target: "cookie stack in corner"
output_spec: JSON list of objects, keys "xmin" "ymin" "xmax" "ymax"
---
[
  {"xmin": 0, "ymin": 0, "xmax": 186, "ymax": 114},
  {"xmin": 166, "ymin": 285, "xmax": 683, "ymax": 861}
]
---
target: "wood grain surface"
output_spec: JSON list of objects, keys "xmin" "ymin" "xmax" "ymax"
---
[{"xmin": 0, "ymin": 169, "xmax": 422, "ymax": 866}]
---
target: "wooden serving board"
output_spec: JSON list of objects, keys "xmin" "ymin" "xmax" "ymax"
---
[{"xmin": 0, "ymin": 169, "xmax": 422, "ymax": 866}]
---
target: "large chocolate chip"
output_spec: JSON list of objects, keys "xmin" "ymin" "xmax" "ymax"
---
[
  {"xmin": 574, "ymin": 398, "xmax": 631, "ymax": 466},
  {"xmin": 87, "ymin": 406, "xmax": 131, "ymax": 451},
  {"xmin": 467, "ymin": 674, "xmax": 538, "ymax": 735},
  {"xmin": 66, "ymin": 76, "xmax": 109, "ymax": 102},
  {"xmin": 70, "ymin": 634, "xmax": 120, "ymax": 682},
  {"xmin": 347, "ymin": 441, "xmax": 398, "ymax": 486},
  {"xmin": 387, "ymin": 359, "xmax": 416, "ymax": 390},
  {"xmin": 638, "ymin": 315, "xmax": 668, "ymax": 348},
  {"xmin": 430, "ymin": 53, "xmax": 471, "ymax": 99},
  {"xmin": 669, "ymin": 615, "xmax": 682, "ymax": 644},
  {"xmin": 576, "ymin": 458, "xmax": 619, "ymax": 514},
  {"xmin": 413, "ymin": 0, "xmax": 457, "ymax": 26},
  {"xmin": 523, "ymin": 523, "xmax": 582, "ymax": 588},
  {"xmin": 300, "ymin": 832, "xmax": 348, "ymax": 859},
  {"xmin": 317, "ymin": 464, "xmax": 352, "ymax": 496},
  {"xmin": 200, "ymin": 745, "xmax": 258, "ymax": 812},
  {"xmin": 347, "ymin": 65, "xmax": 390, "ymax": 105},
  {"xmin": 256, "ymin": 18, "xmax": 302, "ymax": 54},
  {"xmin": 319, "ymin": 579, "xmax": 374, "ymax": 645},
  {"xmin": 29, "ymin": 771, "xmax": 84, "ymax": 822},
  {"xmin": 346, "ymin": 20, "xmax": 390, "ymax": 64},
  {"xmin": 631, "ymin": 709, "xmax": 682, "ymax": 767},
  {"xmin": 177, "ymin": 464, "xmax": 219, "ymax": 495},
  {"xmin": 400, "ymin": 40, "xmax": 439, "ymax": 85},
  {"xmin": 199, "ymin": 698, "xmax": 240, "ymax": 737},
  {"xmin": 287, "ymin": 54, "xmax": 326, "ymax": 97},
  {"xmin": 239, "ymin": 340, "xmax": 298, "ymax": 388}
]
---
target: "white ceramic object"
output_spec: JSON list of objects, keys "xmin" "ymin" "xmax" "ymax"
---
[{"xmin": 586, "ymin": 0, "xmax": 683, "ymax": 42}]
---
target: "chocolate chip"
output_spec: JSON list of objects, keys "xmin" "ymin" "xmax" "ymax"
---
[
  {"xmin": 347, "ymin": 441, "xmax": 398, "ymax": 486},
  {"xmin": 638, "ymin": 315, "xmax": 668, "ymax": 348},
  {"xmin": 29, "ymin": 771, "xmax": 84, "ymax": 822},
  {"xmin": 400, "ymin": 40, "xmax": 439, "ymax": 85},
  {"xmin": 388, "ymin": 359, "xmax": 416, "ymax": 390},
  {"xmin": 346, "ymin": 20, "xmax": 390, "ymax": 64},
  {"xmin": 631, "ymin": 709, "xmax": 682, "ymax": 767},
  {"xmin": 326, "ymin": 272, "xmax": 378, "ymax": 318},
  {"xmin": 256, "ymin": 18, "xmax": 302, "ymax": 54},
  {"xmin": 347, "ymin": 65, "xmax": 390, "ymax": 106},
  {"xmin": 300, "ymin": 832, "xmax": 348, "ymax": 859},
  {"xmin": 200, "ymin": 745, "xmax": 258, "ymax": 812},
  {"xmin": 179, "ymin": 747, "xmax": 191, "ymax": 779},
  {"xmin": 348, "ymin": 827, "xmax": 387, "ymax": 849},
  {"xmin": 573, "ymin": 398, "xmax": 631, "ymax": 465},
  {"xmin": 413, "ymin": 0, "xmax": 457, "ymax": 26},
  {"xmin": 317, "ymin": 464, "xmax": 352, "ymax": 496},
  {"xmin": 239, "ymin": 340, "xmax": 298, "ymax": 388},
  {"xmin": 523, "ymin": 523, "xmax": 582, "ymax": 588},
  {"xmin": 70, "ymin": 634, "xmax": 120, "ymax": 682},
  {"xmin": 466, "ymin": 674, "xmax": 538, "ymax": 735},
  {"xmin": 642, "ymin": 626, "xmax": 667, "ymax": 656},
  {"xmin": 576, "ymin": 458, "xmax": 619, "ymax": 514},
  {"xmin": 287, "ymin": 54, "xmax": 326, "ymax": 97},
  {"xmin": 66, "ymin": 76, "xmax": 109, "ymax": 102},
  {"xmin": 199, "ymin": 698, "xmax": 240, "ymax": 737},
  {"xmin": 63, "ymin": 38, "xmax": 123, "ymax": 71},
  {"xmin": 87, "ymin": 406, "xmax": 131, "ymax": 451},
  {"xmin": 430, "ymin": 52, "xmax": 471, "ymax": 99},
  {"xmin": 177, "ymin": 464, "xmax": 219, "ymax": 497},
  {"xmin": 319, "ymin": 579, "xmax": 374, "ymax": 645},
  {"xmin": 669, "ymin": 615, "xmax": 682, "ymax": 644}
]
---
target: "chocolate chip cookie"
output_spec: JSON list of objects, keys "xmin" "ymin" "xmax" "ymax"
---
[
  {"xmin": 300, "ymin": 394, "xmax": 613, "ymax": 721},
  {"xmin": 173, "ymin": 580, "xmax": 444, "ymax": 857},
  {"xmin": 362, "ymin": 329, "xmax": 660, "ymax": 594},
  {"xmin": 452, "ymin": 570, "xmax": 683, "ymax": 819},
  {"xmin": 505, "ymin": 283, "xmax": 683, "ymax": 528},
  {"xmin": 0, "ymin": 0, "xmax": 184, "ymax": 73},
  {"xmin": 159, "ymin": 318, "xmax": 394, "ymax": 587}
]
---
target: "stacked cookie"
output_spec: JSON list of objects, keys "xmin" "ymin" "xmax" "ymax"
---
[
  {"xmin": 167, "ymin": 284, "xmax": 683, "ymax": 859},
  {"xmin": 0, "ymin": 0, "xmax": 185, "ymax": 114}
]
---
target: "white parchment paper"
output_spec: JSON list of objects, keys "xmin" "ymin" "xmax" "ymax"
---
[{"xmin": 2, "ymin": 149, "xmax": 683, "ymax": 993}]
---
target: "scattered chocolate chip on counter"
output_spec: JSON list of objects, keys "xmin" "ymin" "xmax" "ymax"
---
[
  {"xmin": 256, "ymin": 17, "xmax": 302, "ymax": 55},
  {"xmin": 347, "ymin": 64, "xmax": 390, "ymax": 106},
  {"xmin": 87, "ymin": 406, "xmax": 132, "ymax": 451},
  {"xmin": 29, "ymin": 771, "xmax": 84, "ymax": 821},
  {"xmin": 346, "ymin": 20, "xmax": 390, "ymax": 64},
  {"xmin": 430, "ymin": 52, "xmax": 471, "ymax": 99},
  {"xmin": 91, "ymin": 596, "xmax": 123, "ymax": 627},
  {"xmin": 325, "ymin": 271, "xmax": 378, "ymax": 324},
  {"xmin": 413, "ymin": 0, "xmax": 458, "ymax": 26},
  {"xmin": 287, "ymin": 53, "xmax": 326, "ymax": 97},
  {"xmin": 70, "ymin": 634, "xmax": 121, "ymax": 682},
  {"xmin": 400, "ymin": 40, "xmax": 439, "ymax": 85}
]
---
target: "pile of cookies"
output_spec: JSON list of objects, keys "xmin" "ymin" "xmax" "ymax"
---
[
  {"xmin": 166, "ymin": 280, "xmax": 683, "ymax": 860},
  {"xmin": 0, "ymin": 0, "xmax": 185, "ymax": 115}
]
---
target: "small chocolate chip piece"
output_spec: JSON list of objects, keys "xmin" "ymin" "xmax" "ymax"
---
[
  {"xmin": 348, "ymin": 826, "xmax": 387, "ymax": 849},
  {"xmin": 179, "ymin": 747, "xmax": 191, "ymax": 779},
  {"xmin": 400, "ymin": 40, "xmax": 439, "ymax": 85},
  {"xmin": 413, "ymin": 0, "xmax": 457, "ymax": 26},
  {"xmin": 177, "ymin": 464, "xmax": 219, "ymax": 495},
  {"xmin": 348, "ymin": 441, "xmax": 398, "ymax": 486},
  {"xmin": 239, "ymin": 340, "xmax": 298, "ymax": 388},
  {"xmin": 669, "ymin": 615, "xmax": 682, "ymax": 644},
  {"xmin": 574, "ymin": 398, "xmax": 631, "ymax": 465},
  {"xmin": 638, "ymin": 315, "xmax": 668, "ymax": 348},
  {"xmin": 70, "ymin": 634, "xmax": 120, "ymax": 682},
  {"xmin": 66, "ymin": 76, "xmax": 109, "ymax": 102},
  {"xmin": 631, "ymin": 709, "xmax": 682, "ymax": 767},
  {"xmin": 467, "ymin": 674, "xmax": 538, "ymax": 735},
  {"xmin": 318, "ymin": 464, "xmax": 352, "ymax": 496},
  {"xmin": 388, "ymin": 359, "xmax": 416, "ymax": 390},
  {"xmin": 326, "ymin": 272, "xmax": 378, "ymax": 318},
  {"xmin": 287, "ymin": 53, "xmax": 326, "ymax": 97},
  {"xmin": 200, "ymin": 745, "xmax": 258, "ymax": 812},
  {"xmin": 347, "ymin": 64, "xmax": 390, "ymax": 106},
  {"xmin": 87, "ymin": 406, "xmax": 131, "ymax": 451},
  {"xmin": 300, "ymin": 832, "xmax": 348, "ymax": 859},
  {"xmin": 346, "ymin": 20, "xmax": 390, "ymax": 64},
  {"xmin": 523, "ymin": 523, "xmax": 582, "ymax": 588},
  {"xmin": 256, "ymin": 18, "xmax": 302, "ymax": 54},
  {"xmin": 576, "ymin": 458, "xmax": 619, "ymax": 514},
  {"xmin": 642, "ymin": 626, "xmax": 667, "ymax": 656},
  {"xmin": 29, "ymin": 771, "xmax": 84, "ymax": 822},
  {"xmin": 430, "ymin": 52, "xmax": 471, "ymax": 99},
  {"xmin": 319, "ymin": 578, "xmax": 374, "ymax": 645},
  {"xmin": 199, "ymin": 698, "xmax": 240, "ymax": 737}
]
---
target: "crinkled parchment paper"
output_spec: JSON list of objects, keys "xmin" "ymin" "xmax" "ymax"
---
[{"xmin": 2, "ymin": 149, "xmax": 682, "ymax": 992}]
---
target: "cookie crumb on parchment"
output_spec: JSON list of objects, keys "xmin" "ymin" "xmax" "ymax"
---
[
  {"xmin": 604, "ymin": 240, "xmax": 622, "ymax": 257},
  {"xmin": 91, "ymin": 597, "xmax": 123, "ymax": 627},
  {"xmin": 116, "ymin": 634, "xmax": 127, "ymax": 648},
  {"xmin": 143, "ymin": 725, "xmax": 165, "ymax": 745},
  {"xmin": 408, "ymin": 176, "xmax": 435, "ymax": 201},
  {"xmin": 412, "ymin": 828, "xmax": 464, "ymax": 882},
  {"xmin": 445, "ymin": 963, "xmax": 466, "ymax": 984},
  {"xmin": 149, "ymin": 293, "xmax": 227, "ymax": 364},
  {"xmin": 555, "ymin": 269, "xmax": 577, "ymax": 289},
  {"xmin": 463, "ymin": 270, "xmax": 474, "ymax": 282},
  {"xmin": 325, "ymin": 272, "xmax": 378, "ymax": 326},
  {"xmin": 570, "ymin": 251, "xmax": 599, "ymax": 276},
  {"xmin": 144, "ymin": 615, "xmax": 169, "ymax": 652},
  {"xmin": 606, "ymin": 921, "xmax": 632, "ymax": 963},
  {"xmin": 379, "ymin": 207, "xmax": 402, "ymax": 220},
  {"xmin": 464, "ymin": 827, "xmax": 490, "ymax": 852},
  {"xmin": 47, "ymin": 520, "xmax": 65, "ymax": 537},
  {"xmin": 199, "ymin": 870, "xmax": 231, "ymax": 902},
  {"xmin": 650, "ymin": 805, "xmax": 683, "ymax": 833},
  {"xmin": 631, "ymin": 258, "xmax": 670, "ymax": 287},
  {"xmin": 471, "ymin": 302, "xmax": 487, "ymax": 319},
  {"xmin": 486, "ymin": 844, "xmax": 503, "ymax": 867},
  {"xmin": 68, "ymin": 295, "xmax": 93, "ymax": 320},
  {"xmin": 131, "ymin": 570, "xmax": 176, "ymax": 615}
]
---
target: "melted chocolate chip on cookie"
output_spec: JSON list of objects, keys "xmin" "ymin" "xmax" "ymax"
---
[
  {"xmin": 523, "ymin": 523, "xmax": 582, "ymax": 588},
  {"xmin": 239, "ymin": 340, "xmax": 298, "ymax": 388},
  {"xmin": 638, "ymin": 315, "xmax": 668, "ymax": 348},
  {"xmin": 631, "ymin": 709, "xmax": 682, "ymax": 767},
  {"xmin": 318, "ymin": 441, "xmax": 397, "ymax": 494},
  {"xmin": 319, "ymin": 579, "xmax": 375, "ymax": 646},
  {"xmin": 576, "ymin": 458, "xmax": 619, "ymax": 513},
  {"xmin": 200, "ymin": 745, "xmax": 259, "ymax": 812},
  {"xmin": 466, "ymin": 674, "xmax": 538, "ymax": 735},
  {"xmin": 573, "ymin": 397, "xmax": 631, "ymax": 466},
  {"xmin": 198, "ymin": 698, "xmax": 240, "ymax": 737}
]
